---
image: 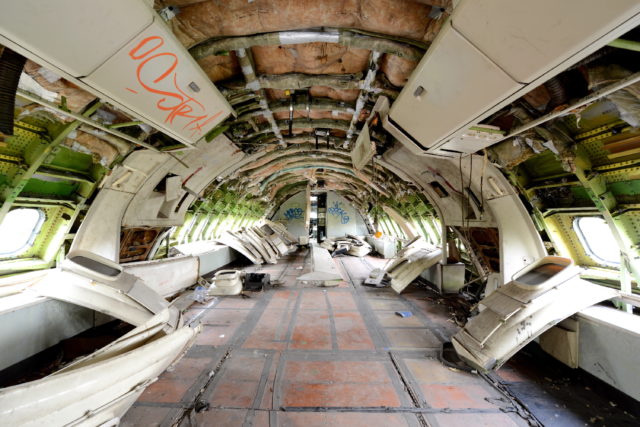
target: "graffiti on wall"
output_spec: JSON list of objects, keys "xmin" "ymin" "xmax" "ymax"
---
[
  {"xmin": 126, "ymin": 36, "xmax": 223, "ymax": 139},
  {"xmin": 328, "ymin": 201, "xmax": 350, "ymax": 224},
  {"xmin": 284, "ymin": 207, "xmax": 304, "ymax": 220}
]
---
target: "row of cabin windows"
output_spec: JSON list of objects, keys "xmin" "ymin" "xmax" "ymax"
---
[{"xmin": 0, "ymin": 208, "xmax": 621, "ymax": 269}]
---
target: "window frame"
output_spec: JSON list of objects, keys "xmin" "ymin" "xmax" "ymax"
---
[
  {"xmin": 0, "ymin": 208, "xmax": 46, "ymax": 257},
  {"xmin": 573, "ymin": 216, "xmax": 621, "ymax": 267}
]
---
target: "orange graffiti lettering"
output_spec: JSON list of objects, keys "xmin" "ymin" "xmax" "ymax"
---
[{"xmin": 126, "ymin": 35, "xmax": 222, "ymax": 139}]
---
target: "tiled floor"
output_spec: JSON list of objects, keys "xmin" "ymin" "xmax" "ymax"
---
[{"xmin": 118, "ymin": 250, "xmax": 553, "ymax": 426}]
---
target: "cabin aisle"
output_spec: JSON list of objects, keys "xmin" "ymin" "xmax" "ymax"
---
[{"xmin": 121, "ymin": 249, "xmax": 532, "ymax": 426}]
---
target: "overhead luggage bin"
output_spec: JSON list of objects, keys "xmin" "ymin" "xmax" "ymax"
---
[
  {"xmin": 386, "ymin": 0, "xmax": 640, "ymax": 156},
  {"xmin": 0, "ymin": 0, "xmax": 233, "ymax": 147},
  {"xmin": 453, "ymin": 0, "xmax": 640, "ymax": 85}
]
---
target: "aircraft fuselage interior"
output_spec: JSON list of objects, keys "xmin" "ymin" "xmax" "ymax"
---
[{"xmin": 1, "ymin": 1, "xmax": 640, "ymax": 426}]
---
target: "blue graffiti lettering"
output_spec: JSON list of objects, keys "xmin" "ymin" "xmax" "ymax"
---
[
  {"xmin": 327, "ymin": 201, "xmax": 350, "ymax": 224},
  {"xmin": 284, "ymin": 207, "xmax": 303, "ymax": 220}
]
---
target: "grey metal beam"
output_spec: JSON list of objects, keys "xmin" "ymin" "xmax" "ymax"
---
[
  {"xmin": 345, "ymin": 51, "xmax": 382, "ymax": 146},
  {"xmin": 235, "ymin": 48, "xmax": 285, "ymax": 147},
  {"xmin": 190, "ymin": 28, "xmax": 426, "ymax": 62},
  {"xmin": 237, "ymin": 118, "xmax": 352, "ymax": 142},
  {"xmin": 233, "ymin": 98, "xmax": 356, "ymax": 124}
]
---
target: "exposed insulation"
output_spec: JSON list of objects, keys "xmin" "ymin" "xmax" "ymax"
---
[
  {"xmin": 23, "ymin": 60, "xmax": 95, "ymax": 113},
  {"xmin": 162, "ymin": 0, "xmax": 434, "ymax": 47},
  {"xmin": 197, "ymin": 53, "xmax": 240, "ymax": 82},
  {"xmin": 64, "ymin": 131, "xmax": 119, "ymax": 166},
  {"xmin": 379, "ymin": 54, "xmax": 417, "ymax": 87},
  {"xmin": 252, "ymin": 44, "xmax": 370, "ymax": 75}
]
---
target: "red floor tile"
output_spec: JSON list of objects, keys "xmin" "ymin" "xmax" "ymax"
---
[
  {"xmin": 138, "ymin": 377, "xmax": 194, "ymax": 403},
  {"xmin": 259, "ymin": 353, "xmax": 281, "ymax": 409},
  {"xmin": 243, "ymin": 308, "xmax": 291, "ymax": 350},
  {"xmin": 201, "ymin": 308, "xmax": 249, "ymax": 325},
  {"xmin": 138, "ymin": 357, "xmax": 210, "ymax": 403},
  {"xmin": 284, "ymin": 361, "xmax": 391, "ymax": 384},
  {"xmin": 208, "ymin": 380, "xmax": 261, "ymax": 408},
  {"xmin": 215, "ymin": 297, "xmax": 257, "ymax": 309},
  {"xmin": 334, "ymin": 312, "xmax": 375, "ymax": 350},
  {"xmin": 326, "ymin": 291, "xmax": 358, "ymax": 311},
  {"xmin": 299, "ymin": 290, "xmax": 328, "ymax": 310},
  {"xmin": 281, "ymin": 383, "xmax": 402, "ymax": 407},
  {"xmin": 194, "ymin": 408, "xmax": 247, "ymax": 426},
  {"xmin": 252, "ymin": 410, "xmax": 270, "ymax": 426},
  {"xmin": 223, "ymin": 355, "xmax": 267, "ymax": 382},
  {"xmin": 290, "ymin": 311, "xmax": 332, "ymax": 350},
  {"xmin": 267, "ymin": 290, "xmax": 298, "ymax": 309}
]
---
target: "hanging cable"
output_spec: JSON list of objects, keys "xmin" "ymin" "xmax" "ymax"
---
[{"xmin": 480, "ymin": 149, "xmax": 488, "ymax": 214}]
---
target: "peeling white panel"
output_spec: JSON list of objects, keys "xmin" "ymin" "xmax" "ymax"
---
[
  {"xmin": 453, "ymin": 257, "xmax": 618, "ymax": 371},
  {"xmin": 351, "ymin": 124, "xmax": 375, "ymax": 170},
  {"xmin": 124, "ymin": 256, "xmax": 199, "ymax": 298},
  {"xmin": 0, "ymin": 0, "xmax": 152, "ymax": 77},
  {"xmin": 486, "ymin": 194, "xmax": 546, "ymax": 283},
  {"xmin": 69, "ymin": 189, "xmax": 134, "ymax": 263}
]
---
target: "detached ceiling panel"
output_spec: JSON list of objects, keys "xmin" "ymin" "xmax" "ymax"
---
[
  {"xmin": 452, "ymin": 257, "xmax": 618, "ymax": 371},
  {"xmin": 351, "ymin": 124, "xmax": 375, "ymax": 170}
]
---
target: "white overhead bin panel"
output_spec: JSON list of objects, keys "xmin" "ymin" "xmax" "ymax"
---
[
  {"xmin": 387, "ymin": 0, "xmax": 640, "ymax": 156},
  {"xmin": 0, "ymin": 0, "xmax": 152, "ymax": 78},
  {"xmin": 0, "ymin": 0, "xmax": 232, "ymax": 146},
  {"xmin": 86, "ymin": 20, "xmax": 232, "ymax": 144},
  {"xmin": 452, "ymin": 0, "xmax": 640, "ymax": 84},
  {"xmin": 387, "ymin": 21, "xmax": 522, "ymax": 153}
]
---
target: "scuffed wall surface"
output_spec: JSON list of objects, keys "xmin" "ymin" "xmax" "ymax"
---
[
  {"xmin": 326, "ymin": 191, "xmax": 367, "ymax": 237},
  {"xmin": 271, "ymin": 191, "xmax": 308, "ymax": 238}
]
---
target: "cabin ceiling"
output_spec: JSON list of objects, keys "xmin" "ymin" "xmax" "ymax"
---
[
  {"xmin": 134, "ymin": 0, "xmax": 449, "ymax": 201},
  {"xmin": 3, "ymin": 0, "xmax": 640, "ymax": 280}
]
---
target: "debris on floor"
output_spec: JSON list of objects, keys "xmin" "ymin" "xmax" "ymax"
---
[
  {"xmin": 363, "ymin": 268, "xmax": 388, "ymax": 287},
  {"xmin": 206, "ymin": 270, "xmax": 244, "ymax": 296},
  {"xmin": 452, "ymin": 256, "xmax": 616, "ymax": 371},
  {"xmin": 395, "ymin": 311, "xmax": 413, "ymax": 318},
  {"xmin": 120, "ymin": 250, "xmax": 639, "ymax": 427},
  {"xmin": 296, "ymin": 242, "xmax": 343, "ymax": 287},
  {"xmin": 243, "ymin": 272, "xmax": 270, "ymax": 291},
  {"xmin": 319, "ymin": 235, "xmax": 372, "ymax": 257},
  {"xmin": 383, "ymin": 237, "xmax": 442, "ymax": 294}
]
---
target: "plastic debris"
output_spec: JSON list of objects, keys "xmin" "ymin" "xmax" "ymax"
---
[
  {"xmin": 193, "ymin": 285, "xmax": 207, "ymax": 303},
  {"xmin": 395, "ymin": 311, "xmax": 413, "ymax": 318}
]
